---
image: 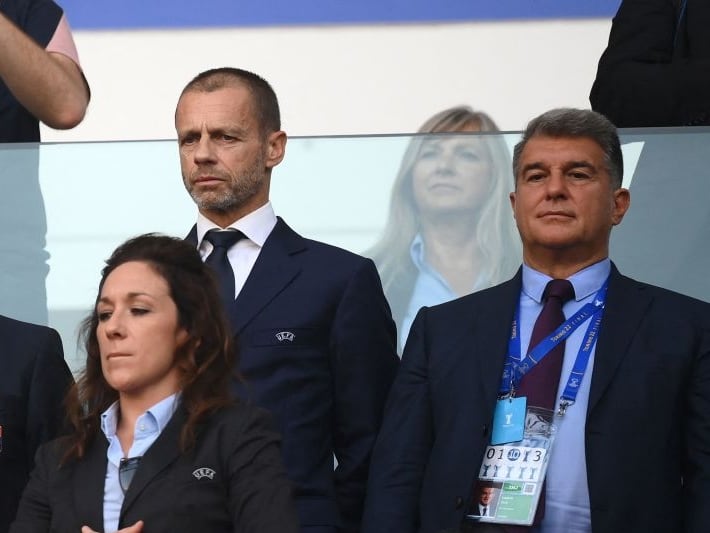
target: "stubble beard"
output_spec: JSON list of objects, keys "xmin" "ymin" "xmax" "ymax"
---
[{"xmin": 184, "ymin": 159, "xmax": 265, "ymax": 214}]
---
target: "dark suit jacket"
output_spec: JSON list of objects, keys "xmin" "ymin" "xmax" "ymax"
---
[
  {"xmin": 188, "ymin": 218, "xmax": 398, "ymax": 533},
  {"xmin": 10, "ymin": 403, "xmax": 299, "ymax": 533},
  {"xmin": 0, "ymin": 315, "xmax": 72, "ymax": 533},
  {"xmin": 362, "ymin": 265, "xmax": 710, "ymax": 533},
  {"xmin": 591, "ymin": 0, "xmax": 710, "ymax": 127}
]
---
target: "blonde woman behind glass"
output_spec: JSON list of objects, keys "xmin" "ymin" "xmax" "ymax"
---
[{"xmin": 367, "ymin": 107, "xmax": 521, "ymax": 351}]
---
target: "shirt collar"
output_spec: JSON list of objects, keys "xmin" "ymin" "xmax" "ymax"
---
[
  {"xmin": 408, "ymin": 233, "xmax": 491, "ymax": 292},
  {"xmin": 100, "ymin": 393, "xmax": 180, "ymax": 441},
  {"xmin": 196, "ymin": 201, "xmax": 277, "ymax": 248},
  {"xmin": 100, "ymin": 401, "xmax": 120, "ymax": 439},
  {"xmin": 409, "ymin": 234, "xmax": 427, "ymax": 271},
  {"xmin": 522, "ymin": 258, "xmax": 611, "ymax": 304}
]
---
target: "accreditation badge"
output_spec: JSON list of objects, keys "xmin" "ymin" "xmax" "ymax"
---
[
  {"xmin": 465, "ymin": 407, "xmax": 557, "ymax": 526},
  {"xmin": 491, "ymin": 396, "xmax": 526, "ymax": 445}
]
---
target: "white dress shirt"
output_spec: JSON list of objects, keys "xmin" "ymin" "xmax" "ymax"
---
[{"xmin": 195, "ymin": 202, "xmax": 278, "ymax": 299}]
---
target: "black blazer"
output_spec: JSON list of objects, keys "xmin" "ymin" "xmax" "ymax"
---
[
  {"xmin": 188, "ymin": 217, "xmax": 398, "ymax": 533},
  {"xmin": 591, "ymin": 0, "xmax": 710, "ymax": 127},
  {"xmin": 363, "ymin": 265, "xmax": 710, "ymax": 533},
  {"xmin": 10, "ymin": 403, "xmax": 299, "ymax": 533},
  {"xmin": 0, "ymin": 315, "xmax": 72, "ymax": 533}
]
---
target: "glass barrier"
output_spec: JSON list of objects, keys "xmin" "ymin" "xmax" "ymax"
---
[{"xmin": 0, "ymin": 129, "xmax": 708, "ymax": 371}]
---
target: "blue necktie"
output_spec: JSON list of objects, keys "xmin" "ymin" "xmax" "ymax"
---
[{"xmin": 204, "ymin": 230, "xmax": 244, "ymax": 309}]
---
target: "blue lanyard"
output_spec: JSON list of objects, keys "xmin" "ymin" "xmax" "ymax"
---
[{"xmin": 499, "ymin": 279, "xmax": 609, "ymax": 414}]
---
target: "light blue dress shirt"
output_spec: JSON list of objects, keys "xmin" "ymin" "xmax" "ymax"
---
[
  {"xmin": 519, "ymin": 259, "xmax": 610, "ymax": 533},
  {"xmin": 100, "ymin": 394, "xmax": 180, "ymax": 533},
  {"xmin": 401, "ymin": 235, "xmax": 490, "ymax": 349}
]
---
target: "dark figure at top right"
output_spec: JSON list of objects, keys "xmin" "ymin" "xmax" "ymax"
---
[{"xmin": 591, "ymin": 0, "xmax": 710, "ymax": 127}]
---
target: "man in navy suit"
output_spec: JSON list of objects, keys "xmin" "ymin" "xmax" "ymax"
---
[
  {"xmin": 363, "ymin": 108, "xmax": 710, "ymax": 533},
  {"xmin": 175, "ymin": 67, "xmax": 398, "ymax": 533},
  {"xmin": 0, "ymin": 315, "xmax": 73, "ymax": 533}
]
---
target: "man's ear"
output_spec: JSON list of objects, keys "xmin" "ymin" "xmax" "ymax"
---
[
  {"xmin": 611, "ymin": 187, "xmax": 631, "ymax": 226},
  {"xmin": 266, "ymin": 131, "xmax": 287, "ymax": 169}
]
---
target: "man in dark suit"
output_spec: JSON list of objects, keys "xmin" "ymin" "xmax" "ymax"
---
[
  {"xmin": 0, "ymin": 314, "xmax": 73, "ymax": 533},
  {"xmin": 174, "ymin": 67, "xmax": 398, "ymax": 533},
  {"xmin": 363, "ymin": 108, "xmax": 710, "ymax": 533},
  {"xmin": 590, "ymin": 0, "xmax": 710, "ymax": 127}
]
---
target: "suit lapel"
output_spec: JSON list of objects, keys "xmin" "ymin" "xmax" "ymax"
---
[
  {"xmin": 120, "ymin": 407, "xmax": 186, "ymax": 516},
  {"xmin": 185, "ymin": 225, "xmax": 198, "ymax": 245},
  {"xmin": 72, "ymin": 436, "xmax": 108, "ymax": 530},
  {"xmin": 587, "ymin": 265, "xmax": 653, "ymax": 413},
  {"xmin": 231, "ymin": 218, "xmax": 304, "ymax": 333},
  {"xmin": 473, "ymin": 272, "xmax": 523, "ymax": 405},
  {"xmin": 186, "ymin": 219, "xmax": 304, "ymax": 334}
]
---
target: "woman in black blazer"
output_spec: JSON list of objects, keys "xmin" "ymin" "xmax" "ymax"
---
[{"xmin": 11, "ymin": 234, "xmax": 299, "ymax": 533}]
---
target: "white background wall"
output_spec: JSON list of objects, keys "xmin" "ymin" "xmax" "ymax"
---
[{"xmin": 41, "ymin": 18, "xmax": 613, "ymax": 141}]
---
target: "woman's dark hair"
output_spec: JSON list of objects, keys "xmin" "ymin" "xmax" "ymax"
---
[{"xmin": 63, "ymin": 233, "xmax": 236, "ymax": 462}]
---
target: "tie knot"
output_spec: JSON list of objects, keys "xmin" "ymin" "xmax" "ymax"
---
[
  {"xmin": 204, "ymin": 230, "xmax": 244, "ymax": 250},
  {"xmin": 543, "ymin": 279, "xmax": 575, "ymax": 304}
]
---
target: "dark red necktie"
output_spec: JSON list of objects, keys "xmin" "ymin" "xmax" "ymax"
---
[
  {"xmin": 516, "ymin": 279, "xmax": 575, "ymax": 409},
  {"xmin": 465, "ymin": 280, "xmax": 576, "ymax": 533},
  {"xmin": 508, "ymin": 278, "xmax": 575, "ymax": 531}
]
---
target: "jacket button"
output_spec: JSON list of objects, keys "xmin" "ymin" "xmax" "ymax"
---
[{"xmin": 455, "ymin": 496, "xmax": 463, "ymax": 509}]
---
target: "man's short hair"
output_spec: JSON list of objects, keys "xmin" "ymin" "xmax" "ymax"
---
[
  {"xmin": 180, "ymin": 67, "xmax": 281, "ymax": 135},
  {"xmin": 512, "ymin": 108, "xmax": 623, "ymax": 189}
]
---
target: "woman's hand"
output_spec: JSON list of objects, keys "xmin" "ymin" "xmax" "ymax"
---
[{"xmin": 81, "ymin": 520, "xmax": 144, "ymax": 533}]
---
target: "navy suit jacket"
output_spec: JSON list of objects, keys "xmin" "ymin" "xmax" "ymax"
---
[
  {"xmin": 363, "ymin": 265, "xmax": 710, "ymax": 533},
  {"xmin": 0, "ymin": 315, "xmax": 72, "ymax": 533},
  {"xmin": 188, "ymin": 217, "xmax": 398, "ymax": 533},
  {"xmin": 10, "ymin": 403, "xmax": 299, "ymax": 533}
]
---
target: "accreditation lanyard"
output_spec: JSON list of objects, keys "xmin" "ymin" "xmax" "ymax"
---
[{"xmin": 499, "ymin": 279, "xmax": 609, "ymax": 415}]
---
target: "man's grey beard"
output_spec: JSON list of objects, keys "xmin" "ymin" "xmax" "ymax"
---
[
  {"xmin": 184, "ymin": 168, "xmax": 264, "ymax": 213},
  {"xmin": 189, "ymin": 188, "xmax": 239, "ymax": 212}
]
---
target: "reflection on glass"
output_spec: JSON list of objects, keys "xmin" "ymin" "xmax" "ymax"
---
[
  {"xmin": 366, "ymin": 107, "xmax": 522, "ymax": 351},
  {"xmin": 0, "ymin": 128, "xmax": 701, "ymax": 374},
  {"xmin": 611, "ymin": 132, "xmax": 710, "ymax": 302},
  {"xmin": 0, "ymin": 144, "xmax": 49, "ymax": 325}
]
